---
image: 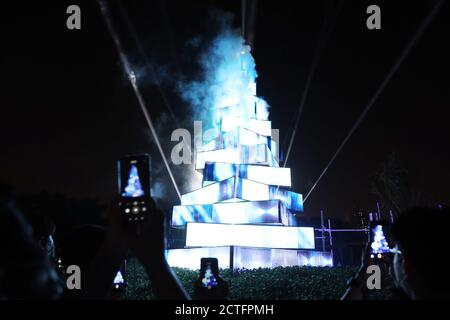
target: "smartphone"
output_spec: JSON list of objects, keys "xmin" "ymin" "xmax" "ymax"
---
[
  {"xmin": 369, "ymin": 220, "xmax": 390, "ymax": 262},
  {"xmin": 200, "ymin": 258, "xmax": 219, "ymax": 290},
  {"xmin": 113, "ymin": 270, "xmax": 126, "ymax": 290},
  {"xmin": 117, "ymin": 154, "xmax": 151, "ymax": 222},
  {"xmin": 112, "ymin": 260, "xmax": 127, "ymax": 292}
]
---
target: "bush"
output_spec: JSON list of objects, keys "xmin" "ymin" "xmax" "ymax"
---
[{"xmin": 121, "ymin": 258, "xmax": 393, "ymax": 300}]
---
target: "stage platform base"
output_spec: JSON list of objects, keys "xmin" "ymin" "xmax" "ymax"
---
[{"xmin": 167, "ymin": 246, "xmax": 333, "ymax": 270}]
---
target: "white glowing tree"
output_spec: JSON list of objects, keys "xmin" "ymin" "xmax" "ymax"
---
[{"xmin": 168, "ymin": 35, "xmax": 333, "ymax": 269}]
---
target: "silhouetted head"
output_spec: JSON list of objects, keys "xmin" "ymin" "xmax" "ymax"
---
[
  {"xmin": 0, "ymin": 202, "xmax": 62, "ymax": 299},
  {"xmin": 391, "ymin": 206, "xmax": 450, "ymax": 299}
]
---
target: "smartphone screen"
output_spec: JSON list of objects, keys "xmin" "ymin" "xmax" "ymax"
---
[
  {"xmin": 118, "ymin": 154, "xmax": 151, "ymax": 199},
  {"xmin": 118, "ymin": 154, "xmax": 151, "ymax": 222},
  {"xmin": 200, "ymin": 258, "xmax": 219, "ymax": 290},
  {"xmin": 113, "ymin": 270, "xmax": 125, "ymax": 288},
  {"xmin": 370, "ymin": 223, "xmax": 390, "ymax": 255},
  {"xmin": 201, "ymin": 263, "xmax": 218, "ymax": 290}
]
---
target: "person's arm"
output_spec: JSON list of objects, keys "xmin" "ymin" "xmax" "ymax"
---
[
  {"xmin": 79, "ymin": 198, "xmax": 189, "ymax": 300},
  {"xmin": 127, "ymin": 199, "xmax": 190, "ymax": 300},
  {"xmin": 341, "ymin": 266, "xmax": 369, "ymax": 300},
  {"xmin": 340, "ymin": 244, "xmax": 371, "ymax": 300},
  {"xmin": 72, "ymin": 204, "xmax": 129, "ymax": 300},
  {"xmin": 79, "ymin": 237, "xmax": 128, "ymax": 299}
]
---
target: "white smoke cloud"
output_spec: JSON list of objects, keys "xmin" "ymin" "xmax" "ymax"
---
[
  {"xmin": 149, "ymin": 15, "xmax": 272, "ymax": 206},
  {"xmin": 178, "ymin": 28, "xmax": 270, "ymax": 133}
]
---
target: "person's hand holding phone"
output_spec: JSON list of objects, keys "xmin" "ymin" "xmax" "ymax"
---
[
  {"xmin": 107, "ymin": 154, "xmax": 189, "ymax": 299},
  {"xmin": 341, "ymin": 243, "xmax": 372, "ymax": 300},
  {"xmin": 105, "ymin": 196, "xmax": 165, "ymax": 265},
  {"xmin": 105, "ymin": 197, "xmax": 130, "ymax": 257},
  {"xmin": 125, "ymin": 198, "xmax": 190, "ymax": 299},
  {"xmin": 356, "ymin": 242, "xmax": 372, "ymax": 281},
  {"xmin": 126, "ymin": 198, "xmax": 166, "ymax": 266}
]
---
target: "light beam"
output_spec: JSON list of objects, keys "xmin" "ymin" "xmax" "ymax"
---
[
  {"xmin": 97, "ymin": 0, "xmax": 182, "ymax": 201},
  {"xmin": 303, "ymin": 0, "xmax": 445, "ymax": 203}
]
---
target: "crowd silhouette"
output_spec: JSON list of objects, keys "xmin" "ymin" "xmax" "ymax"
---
[{"xmin": 1, "ymin": 183, "xmax": 449, "ymax": 300}]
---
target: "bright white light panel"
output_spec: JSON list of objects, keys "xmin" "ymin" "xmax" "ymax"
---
[
  {"xmin": 215, "ymin": 97, "xmax": 269, "ymax": 122},
  {"xmin": 233, "ymin": 247, "xmax": 333, "ymax": 268},
  {"xmin": 255, "ymin": 97, "xmax": 270, "ymax": 120},
  {"xmin": 166, "ymin": 247, "xmax": 333, "ymax": 269},
  {"xmin": 167, "ymin": 247, "xmax": 231, "ymax": 269},
  {"xmin": 220, "ymin": 116, "xmax": 272, "ymax": 137},
  {"xmin": 271, "ymin": 188, "xmax": 304, "ymax": 212},
  {"xmin": 222, "ymin": 127, "xmax": 269, "ymax": 148},
  {"xmin": 181, "ymin": 177, "xmax": 303, "ymax": 212},
  {"xmin": 203, "ymin": 162, "xmax": 292, "ymax": 187},
  {"xmin": 172, "ymin": 200, "xmax": 292, "ymax": 226},
  {"xmin": 181, "ymin": 177, "xmax": 267, "ymax": 205},
  {"xmin": 195, "ymin": 143, "xmax": 277, "ymax": 170},
  {"xmin": 185, "ymin": 223, "xmax": 315, "ymax": 249}
]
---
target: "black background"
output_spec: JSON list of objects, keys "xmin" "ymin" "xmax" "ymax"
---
[{"xmin": 1, "ymin": 0, "xmax": 449, "ymax": 222}]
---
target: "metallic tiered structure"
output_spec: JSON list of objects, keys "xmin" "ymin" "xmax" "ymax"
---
[{"xmin": 167, "ymin": 42, "xmax": 332, "ymax": 269}]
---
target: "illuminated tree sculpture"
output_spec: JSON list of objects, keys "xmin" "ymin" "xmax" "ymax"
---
[{"xmin": 169, "ymin": 35, "xmax": 333, "ymax": 269}]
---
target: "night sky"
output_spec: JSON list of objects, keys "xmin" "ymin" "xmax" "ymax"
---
[{"xmin": 1, "ymin": 1, "xmax": 449, "ymax": 222}]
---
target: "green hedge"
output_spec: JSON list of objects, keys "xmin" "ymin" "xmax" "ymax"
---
[{"xmin": 121, "ymin": 258, "xmax": 392, "ymax": 300}]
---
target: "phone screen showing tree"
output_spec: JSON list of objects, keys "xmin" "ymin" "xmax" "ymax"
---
[
  {"xmin": 201, "ymin": 262, "xmax": 218, "ymax": 290},
  {"xmin": 370, "ymin": 224, "xmax": 390, "ymax": 254},
  {"xmin": 119, "ymin": 155, "xmax": 150, "ymax": 199}
]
